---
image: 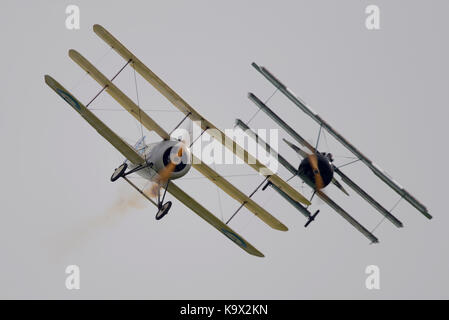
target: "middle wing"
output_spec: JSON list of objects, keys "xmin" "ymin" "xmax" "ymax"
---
[
  {"xmin": 45, "ymin": 75, "xmax": 144, "ymax": 165},
  {"xmin": 45, "ymin": 75, "xmax": 263, "ymax": 257},
  {"xmin": 192, "ymin": 160, "xmax": 288, "ymax": 231},
  {"xmin": 92, "ymin": 24, "xmax": 311, "ymax": 207}
]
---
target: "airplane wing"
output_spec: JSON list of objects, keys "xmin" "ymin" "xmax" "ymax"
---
[
  {"xmin": 166, "ymin": 182, "xmax": 264, "ymax": 257},
  {"xmin": 68, "ymin": 49, "xmax": 170, "ymax": 140},
  {"xmin": 252, "ymin": 62, "xmax": 431, "ymax": 220},
  {"xmin": 44, "ymin": 75, "xmax": 145, "ymax": 166},
  {"xmin": 333, "ymin": 167, "xmax": 403, "ymax": 228},
  {"xmin": 92, "ymin": 24, "xmax": 311, "ymax": 207},
  {"xmin": 235, "ymin": 119, "xmax": 312, "ymax": 219},
  {"xmin": 192, "ymin": 160, "xmax": 288, "ymax": 231},
  {"xmin": 68, "ymin": 49, "xmax": 287, "ymax": 231},
  {"xmin": 317, "ymin": 191, "xmax": 379, "ymax": 243},
  {"xmin": 45, "ymin": 75, "xmax": 263, "ymax": 257}
]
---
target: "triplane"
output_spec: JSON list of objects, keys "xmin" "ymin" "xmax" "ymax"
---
[
  {"xmin": 46, "ymin": 25, "xmax": 430, "ymax": 257},
  {"xmin": 236, "ymin": 63, "xmax": 431, "ymax": 243}
]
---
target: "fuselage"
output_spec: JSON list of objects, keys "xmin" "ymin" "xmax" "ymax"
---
[
  {"xmin": 297, "ymin": 153, "xmax": 334, "ymax": 190},
  {"xmin": 128, "ymin": 140, "xmax": 192, "ymax": 182}
]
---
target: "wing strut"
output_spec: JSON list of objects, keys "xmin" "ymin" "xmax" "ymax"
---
[
  {"xmin": 235, "ymin": 119, "xmax": 314, "ymax": 220},
  {"xmin": 123, "ymin": 176, "xmax": 157, "ymax": 207},
  {"xmin": 226, "ymin": 177, "xmax": 269, "ymax": 225}
]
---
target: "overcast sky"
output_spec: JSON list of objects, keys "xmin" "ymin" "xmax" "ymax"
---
[{"xmin": 1, "ymin": 0, "xmax": 448, "ymax": 299}]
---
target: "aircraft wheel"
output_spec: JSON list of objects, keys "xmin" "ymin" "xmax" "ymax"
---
[
  {"xmin": 111, "ymin": 163, "xmax": 128, "ymax": 182},
  {"xmin": 156, "ymin": 201, "xmax": 172, "ymax": 220}
]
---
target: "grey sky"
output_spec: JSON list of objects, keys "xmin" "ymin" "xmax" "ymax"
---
[{"xmin": 0, "ymin": 0, "xmax": 448, "ymax": 299}]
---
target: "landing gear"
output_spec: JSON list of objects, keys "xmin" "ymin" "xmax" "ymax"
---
[
  {"xmin": 110, "ymin": 162, "xmax": 173, "ymax": 220},
  {"xmin": 111, "ymin": 163, "xmax": 128, "ymax": 182},
  {"xmin": 156, "ymin": 201, "xmax": 172, "ymax": 220},
  {"xmin": 304, "ymin": 210, "xmax": 320, "ymax": 228},
  {"xmin": 154, "ymin": 180, "xmax": 171, "ymax": 220}
]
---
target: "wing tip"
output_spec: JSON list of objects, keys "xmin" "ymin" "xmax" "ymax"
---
[
  {"xmin": 44, "ymin": 74, "xmax": 52, "ymax": 84},
  {"xmin": 276, "ymin": 224, "xmax": 288, "ymax": 232},
  {"xmin": 44, "ymin": 74, "xmax": 58, "ymax": 89},
  {"xmin": 252, "ymin": 250, "xmax": 265, "ymax": 258},
  {"xmin": 93, "ymin": 24, "xmax": 104, "ymax": 33},
  {"xmin": 68, "ymin": 48, "xmax": 78, "ymax": 57}
]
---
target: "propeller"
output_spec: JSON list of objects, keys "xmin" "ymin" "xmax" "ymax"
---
[
  {"xmin": 285, "ymin": 138, "xmax": 324, "ymax": 191},
  {"xmin": 307, "ymin": 153, "xmax": 324, "ymax": 191},
  {"xmin": 284, "ymin": 138, "xmax": 349, "ymax": 195}
]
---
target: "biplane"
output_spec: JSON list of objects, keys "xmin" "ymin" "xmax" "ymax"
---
[
  {"xmin": 235, "ymin": 63, "xmax": 432, "ymax": 243},
  {"xmin": 45, "ymin": 25, "xmax": 313, "ymax": 257}
]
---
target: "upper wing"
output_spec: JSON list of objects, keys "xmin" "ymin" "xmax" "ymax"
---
[
  {"xmin": 68, "ymin": 49, "xmax": 287, "ymax": 231},
  {"xmin": 252, "ymin": 62, "xmax": 431, "ymax": 220},
  {"xmin": 92, "ymin": 24, "xmax": 311, "ymax": 207},
  {"xmin": 46, "ymin": 75, "xmax": 263, "ymax": 257},
  {"xmin": 68, "ymin": 49, "xmax": 170, "ymax": 140},
  {"xmin": 44, "ymin": 75, "xmax": 144, "ymax": 165},
  {"xmin": 317, "ymin": 191, "xmax": 379, "ymax": 244},
  {"xmin": 167, "ymin": 182, "xmax": 264, "ymax": 257}
]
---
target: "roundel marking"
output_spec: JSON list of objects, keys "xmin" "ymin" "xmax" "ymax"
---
[
  {"xmin": 221, "ymin": 228, "xmax": 247, "ymax": 248},
  {"xmin": 56, "ymin": 88, "xmax": 81, "ymax": 111}
]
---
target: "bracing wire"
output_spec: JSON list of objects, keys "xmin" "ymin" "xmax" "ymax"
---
[
  {"xmin": 212, "ymin": 162, "xmax": 225, "ymax": 222},
  {"xmin": 322, "ymin": 130, "xmax": 330, "ymax": 154},
  {"xmin": 371, "ymin": 197, "xmax": 403, "ymax": 233},
  {"xmin": 245, "ymin": 88, "xmax": 278, "ymax": 126},
  {"xmin": 89, "ymin": 107, "xmax": 179, "ymax": 113},
  {"xmin": 132, "ymin": 63, "xmax": 145, "ymax": 143},
  {"xmin": 336, "ymin": 158, "xmax": 361, "ymax": 169},
  {"xmin": 128, "ymin": 173, "xmax": 261, "ymax": 181},
  {"xmin": 241, "ymin": 191, "xmax": 276, "ymax": 232},
  {"xmin": 70, "ymin": 47, "xmax": 113, "ymax": 91}
]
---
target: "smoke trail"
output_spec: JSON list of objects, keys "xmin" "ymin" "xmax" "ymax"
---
[{"xmin": 48, "ymin": 185, "xmax": 148, "ymax": 259}]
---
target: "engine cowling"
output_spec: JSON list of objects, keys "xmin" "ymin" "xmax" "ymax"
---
[
  {"xmin": 148, "ymin": 140, "xmax": 192, "ymax": 180},
  {"xmin": 298, "ymin": 152, "xmax": 334, "ymax": 188}
]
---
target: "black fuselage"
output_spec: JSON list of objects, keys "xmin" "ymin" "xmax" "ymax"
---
[{"xmin": 298, "ymin": 153, "xmax": 334, "ymax": 189}]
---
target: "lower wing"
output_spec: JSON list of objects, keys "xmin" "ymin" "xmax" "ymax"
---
[{"xmin": 317, "ymin": 191, "xmax": 379, "ymax": 243}]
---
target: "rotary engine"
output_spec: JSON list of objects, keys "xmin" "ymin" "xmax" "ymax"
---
[{"xmin": 146, "ymin": 140, "xmax": 192, "ymax": 180}]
